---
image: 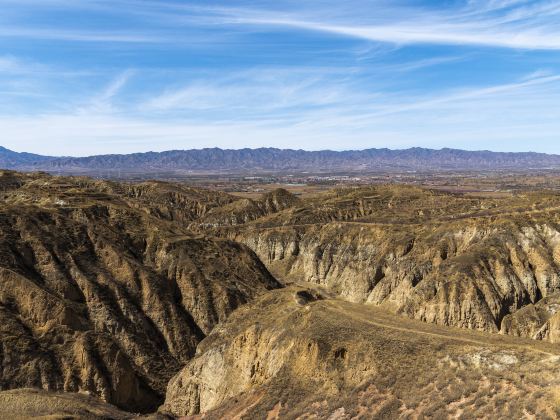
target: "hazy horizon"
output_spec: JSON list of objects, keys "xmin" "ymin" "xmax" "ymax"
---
[
  {"xmin": 2, "ymin": 143, "xmax": 559, "ymax": 159},
  {"xmin": 2, "ymin": 0, "xmax": 560, "ymax": 155}
]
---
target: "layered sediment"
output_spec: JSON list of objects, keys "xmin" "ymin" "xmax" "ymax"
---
[{"xmin": 0, "ymin": 171, "xmax": 279, "ymax": 412}]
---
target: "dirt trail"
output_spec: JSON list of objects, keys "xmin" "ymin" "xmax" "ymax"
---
[{"xmin": 328, "ymin": 300, "xmax": 560, "ymax": 358}]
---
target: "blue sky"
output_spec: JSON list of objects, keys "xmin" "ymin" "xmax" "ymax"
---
[{"xmin": 1, "ymin": 0, "xmax": 560, "ymax": 156}]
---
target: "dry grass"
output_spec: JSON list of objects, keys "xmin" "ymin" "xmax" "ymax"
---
[{"xmin": 168, "ymin": 287, "xmax": 560, "ymax": 419}]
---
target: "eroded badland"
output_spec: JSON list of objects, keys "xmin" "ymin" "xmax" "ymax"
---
[{"xmin": 2, "ymin": 170, "xmax": 560, "ymax": 419}]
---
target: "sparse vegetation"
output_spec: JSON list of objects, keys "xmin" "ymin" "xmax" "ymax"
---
[
  {"xmin": 162, "ymin": 286, "xmax": 560, "ymax": 419},
  {"xmin": 1, "ymin": 169, "xmax": 560, "ymax": 418}
]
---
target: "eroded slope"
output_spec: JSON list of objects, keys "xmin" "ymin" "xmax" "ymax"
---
[
  {"xmin": 161, "ymin": 286, "xmax": 560, "ymax": 419},
  {"xmin": 201, "ymin": 186, "xmax": 560, "ymax": 339},
  {"xmin": 0, "ymin": 171, "xmax": 279, "ymax": 412}
]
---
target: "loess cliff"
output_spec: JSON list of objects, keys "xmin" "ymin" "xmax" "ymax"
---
[
  {"xmin": 4, "ymin": 171, "xmax": 560, "ymax": 417},
  {"xmin": 199, "ymin": 186, "xmax": 560, "ymax": 340},
  {"xmin": 0, "ymin": 171, "xmax": 279, "ymax": 412},
  {"xmin": 161, "ymin": 286, "xmax": 560, "ymax": 419}
]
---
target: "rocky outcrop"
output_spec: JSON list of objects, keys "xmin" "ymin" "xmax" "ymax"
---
[
  {"xmin": 206, "ymin": 186, "xmax": 560, "ymax": 339},
  {"xmin": 233, "ymin": 221, "xmax": 560, "ymax": 334},
  {"xmin": 0, "ymin": 172, "xmax": 280, "ymax": 412},
  {"xmin": 161, "ymin": 287, "xmax": 560, "ymax": 419},
  {"xmin": 5, "ymin": 172, "xmax": 560, "ymax": 417},
  {"xmin": 161, "ymin": 287, "xmax": 377, "ymax": 416},
  {"xmin": 533, "ymin": 312, "xmax": 560, "ymax": 343},
  {"xmin": 101, "ymin": 180, "xmax": 236, "ymax": 224},
  {"xmin": 501, "ymin": 294, "xmax": 560, "ymax": 342}
]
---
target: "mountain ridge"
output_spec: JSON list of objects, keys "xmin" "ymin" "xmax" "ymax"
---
[
  {"xmin": 3, "ymin": 146, "xmax": 560, "ymax": 173},
  {"xmin": 0, "ymin": 146, "xmax": 55, "ymax": 167}
]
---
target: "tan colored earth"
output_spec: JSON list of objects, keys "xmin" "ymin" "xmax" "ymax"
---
[{"xmin": 2, "ymin": 170, "xmax": 560, "ymax": 418}]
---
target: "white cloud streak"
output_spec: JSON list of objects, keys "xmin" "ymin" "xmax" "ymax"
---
[
  {"xmin": 2, "ymin": 1, "xmax": 560, "ymax": 155},
  {"xmin": 3, "ymin": 0, "xmax": 560, "ymax": 50},
  {"xmin": 143, "ymin": 69, "xmax": 359, "ymax": 113},
  {"xmin": 334, "ymin": 73, "xmax": 560, "ymax": 123},
  {"xmin": 0, "ymin": 27, "xmax": 163, "ymax": 43},
  {"xmin": 0, "ymin": 55, "xmax": 97, "ymax": 77},
  {"xmin": 83, "ymin": 70, "xmax": 134, "ymax": 113},
  {"xmin": 230, "ymin": 12, "xmax": 560, "ymax": 50},
  {"xmin": 2, "ymin": 71, "xmax": 560, "ymax": 155},
  {"xmin": 98, "ymin": 71, "xmax": 133, "ymax": 102},
  {"xmin": 0, "ymin": 56, "xmax": 23, "ymax": 72}
]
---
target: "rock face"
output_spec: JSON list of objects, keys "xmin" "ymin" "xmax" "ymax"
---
[
  {"xmin": 161, "ymin": 287, "xmax": 377, "ymax": 417},
  {"xmin": 0, "ymin": 171, "xmax": 279, "ymax": 412},
  {"xmin": 501, "ymin": 294, "xmax": 560, "ymax": 342},
  {"xmin": 204, "ymin": 186, "xmax": 560, "ymax": 339},
  {"xmin": 232, "ymin": 221, "xmax": 560, "ymax": 333},
  {"xmin": 161, "ymin": 287, "xmax": 560, "ymax": 419}
]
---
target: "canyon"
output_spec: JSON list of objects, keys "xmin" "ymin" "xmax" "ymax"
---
[
  {"xmin": 2, "ymin": 170, "xmax": 560, "ymax": 418},
  {"xmin": 209, "ymin": 185, "xmax": 560, "ymax": 341},
  {"xmin": 0, "ymin": 171, "xmax": 278, "ymax": 413}
]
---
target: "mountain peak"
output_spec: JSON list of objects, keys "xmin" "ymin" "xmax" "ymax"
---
[{"xmin": 1, "ymin": 147, "xmax": 559, "ymax": 174}]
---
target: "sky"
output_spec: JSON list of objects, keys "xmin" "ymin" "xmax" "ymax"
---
[{"xmin": 1, "ymin": 0, "xmax": 560, "ymax": 156}]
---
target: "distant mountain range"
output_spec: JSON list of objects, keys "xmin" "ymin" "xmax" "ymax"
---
[
  {"xmin": 0, "ymin": 146, "xmax": 54, "ymax": 167},
  {"xmin": 2, "ymin": 145, "xmax": 560, "ymax": 174}
]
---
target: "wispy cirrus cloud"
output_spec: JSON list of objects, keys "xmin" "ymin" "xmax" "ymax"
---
[
  {"xmin": 336, "ymin": 72, "xmax": 560, "ymax": 123},
  {"xmin": 3, "ymin": 0, "xmax": 560, "ymax": 50},
  {"xmin": 221, "ymin": 1, "xmax": 560, "ymax": 50},
  {"xmin": 1, "ymin": 1, "xmax": 560, "ymax": 155},
  {"xmin": 0, "ymin": 55, "xmax": 97, "ymax": 76},
  {"xmin": 141, "ymin": 66, "xmax": 560, "ymax": 122},
  {"xmin": 3, "ymin": 69, "xmax": 560, "ymax": 155},
  {"xmin": 142, "ymin": 68, "xmax": 362, "ymax": 114},
  {"xmin": 0, "ymin": 56, "xmax": 23, "ymax": 72},
  {"xmin": 0, "ymin": 27, "xmax": 163, "ymax": 43},
  {"xmin": 81, "ymin": 70, "xmax": 134, "ymax": 114}
]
